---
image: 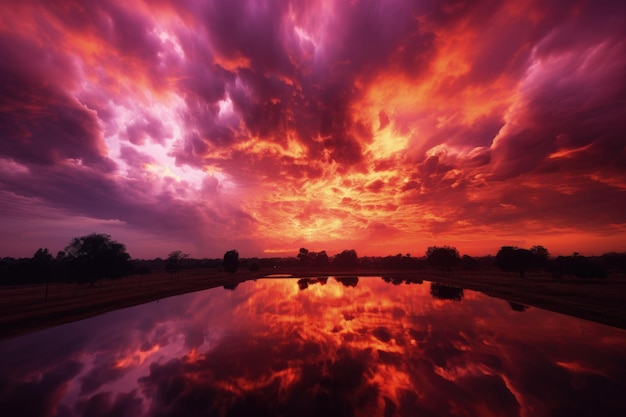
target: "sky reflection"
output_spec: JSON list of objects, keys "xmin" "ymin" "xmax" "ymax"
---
[{"xmin": 0, "ymin": 278, "xmax": 625, "ymax": 417}]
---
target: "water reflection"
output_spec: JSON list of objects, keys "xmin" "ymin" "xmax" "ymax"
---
[
  {"xmin": 382, "ymin": 276, "xmax": 423, "ymax": 285},
  {"xmin": 508, "ymin": 301, "xmax": 530, "ymax": 312},
  {"xmin": 429, "ymin": 282, "xmax": 464, "ymax": 301},
  {"xmin": 335, "ymin": 276, "xmax": 359, "ymax": 287},
  {"xmin": 0, "ymin": 278, "xmax": 625, "ymax": 417},
  {"xmin": 297, "ymin": 277, "xmax": 328, "ymax": 290}
]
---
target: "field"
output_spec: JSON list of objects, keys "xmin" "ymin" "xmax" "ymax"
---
[{"xmin": 1, "ymin": 267, "xmax": 625, "ymax": 340}]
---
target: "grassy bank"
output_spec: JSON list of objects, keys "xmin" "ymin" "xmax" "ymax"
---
[
  {"xmin": 0, "ymin": 267, "xmax": 624, "ymax": 340},
  {"xmin": 0, "ymin": 269, "xmax": 260, "ymax": 340}
]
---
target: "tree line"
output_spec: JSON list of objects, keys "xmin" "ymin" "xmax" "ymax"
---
[
  {"xmin": 294, "ymin": 245, "xmax": 624, "ymax": 280},
  {"xmin": 1, "ymin": 233, "xmax": 625, "ymax": 287},
  {"xmin": 0, "ymin": 234, "xmax": 133, "ymax": 287},
  {"xmin": 0, "ymin": 234, "xmax": 243, "ymax": 286}
]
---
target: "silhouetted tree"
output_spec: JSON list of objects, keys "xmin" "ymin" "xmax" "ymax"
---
[
  {"xmin": 64, "ymin": 233, "xmax": 132, "ymax": 285},
  {"xmin": 223, "ymin": 250, "xmax": 239, "ymax": 273},
  {"xmin": 430, "ymin": 283, "xmax": 464, "ymax": 301},
  {"xmin": 547, "ymin": 254, "xmax": 607, "ymax": 280},
  {"xmin": 426, "ymin": 246, "xmax": 460, "ymax": 271},
  {"xmin": 0, "ymin": 250, "xmax": 57, "ymax": 285},
  {"xmin": 530, "ymin": 245, "xmax": 550, "ymax": 265},
  {"xmin": 333, "ymin": 250, "xmax": 358, "ymax": 268},
  {"xmin": 495, "ymin": 246, "xmax": 537, "ymax": 278},
  {"xmin": 529, "ymin": 245, "xmax": 551, "ymax": 271},
  {"xmin": 297, "ymin": 248, "xmax": 311, "ymax": 266},
  {"xmin": 315, "ymin": 250, "xmax": 330, "ymax": 266},
  {"xmin": 297, "ymin": 248, "xmax": 330, "ymax": 267},
  {"xmin": 165, "ymin": 250, "xmax": 189, "ymax": 277},
  {"xmin": 460, "ymin": 254, "xmax": 478, "ymax": 270},
  {"xmin": 54, "ymin": 250, "xmax": 68, "ymax": 282},
  {"xmin": 377, "ymin": 253, "xmax": 423, "ymax": 270},
  {"xmin": 600, "ymin": 252, "xmax": 626, "ymax": 275},
  {"xmin": 32, "ymin": 248, "xmax": 54, "ymax": 300},
  {"xmin": 32, "ymin": 248, "xmax": 54, "ymax": 279}
]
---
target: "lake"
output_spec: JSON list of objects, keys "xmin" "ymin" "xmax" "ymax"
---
[{"xmin": 0, "ymin": 277, "xmax": 624, "ymax": 416}]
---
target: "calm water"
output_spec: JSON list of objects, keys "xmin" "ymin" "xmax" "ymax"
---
[{"xmin": 0, "ymin": 277, "xmax": 625, "ymax": 417}]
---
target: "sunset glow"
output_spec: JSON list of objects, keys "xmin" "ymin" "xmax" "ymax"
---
[{"xmin": 1, "ymin": 0, "xmax": 625, "ymax": 258}]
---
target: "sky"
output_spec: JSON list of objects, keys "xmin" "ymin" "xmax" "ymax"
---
[{"xmin": 1, "ymin": 0, "xmax": 625, "ymax": 259}]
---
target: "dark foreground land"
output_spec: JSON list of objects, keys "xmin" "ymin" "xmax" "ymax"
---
[{"xmin": 0, "ymin": 268, "xmax": 625, "ymax": 340}]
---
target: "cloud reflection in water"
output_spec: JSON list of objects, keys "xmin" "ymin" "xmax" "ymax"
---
[{"xmin": 0, "ymin": 278, "xmax": 625, "ymax": 416}]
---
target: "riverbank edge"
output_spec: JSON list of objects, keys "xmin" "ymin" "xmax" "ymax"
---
[{"xmin": 1, "ymin": 268, "xmax": 624, "ymax": 340}]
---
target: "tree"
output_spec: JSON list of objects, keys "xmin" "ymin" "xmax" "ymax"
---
[
  {"xmin": 600, "ymin": 252, "xmax": 626, "ymax": 276},
  {"xmin": 530, "ymin": 245, "xmax": 550, "ymax": 269},
  {"xmin": 297, "ymin": 248, "xmax": 330, "ymax": 267},
  {"xmin": 425, "ymin": 246, "xmax": 460, "ymax": 271},
  {"xmin": 32, "ymin": 248, "xmax": 54, "ymax": 300},
  {"xmin": 333, "ymin": 250, "xmax": 358, "ymax": 268},
  {"xmin": 223, "ymin": 250, "xmax": 239, "ymax": 273},
  {"xmin": 460, "ymin": 254, "xmax": 478, "ymax": 270},
  {"xmin": 32, "ymin": 248, "xmax": 54, "ymax": 280},
  {"xmin": 547, "ymin": 254, "xmax": 607, "ymax": 280},
  {"xmin": 165, "ymin": 251, "xmax": 189, "ymax": 277},
  {"xmin": 530, "ymin": 245, "xmax": 550, "ymax": 263},
  {"xmin": 64, "ymin": 233, "xmax": 132, "ymax": 285},
  {"xmin": 496, "ymin": 246, "xmax": 536, "ymax": 278},
  {"xmin": 297, "ymin": 248, "xmax": 310, "ymax": 266},
  {"xmin": 315, "ymin": 250, "xmax": 329, "ymax": 266}
]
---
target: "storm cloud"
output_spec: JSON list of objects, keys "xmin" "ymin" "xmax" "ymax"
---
[{"xmin": 1, "ymin": 0, "xmax": 625, "ymax": 257}]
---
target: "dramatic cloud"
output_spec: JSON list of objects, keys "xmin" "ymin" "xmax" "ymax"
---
[{"xmin": 1, "ymin": 0, "xmax": 625, "ymax": 257}]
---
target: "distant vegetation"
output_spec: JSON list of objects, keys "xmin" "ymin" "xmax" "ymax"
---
[
  {"xmin": 223, "ymin": 250, "xmax": 239, "ymax": 273},
  {"xmin": 62, "ymin": 233, "xmax": 133, "ymax": 285},
  {"xmin": 496, "ymin": 246, "xmax": 545, "ymax": 278},
  {"xmin": 426, "ymin": 246, "xmax": 460, "ymax": 272},
  {"xmin": 1, "ymin": 233, "xmax": 625, "ymax": 287},
  {"xmin": 0, "ymin": 234, "xmax": 133, "ymax": 288},
  {"xmin": 165, "ymin": 250, "xmax": 189, "ymax": 275}
]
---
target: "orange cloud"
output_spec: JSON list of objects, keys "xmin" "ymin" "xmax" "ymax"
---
[{"xmin": 1, "ymin": 0, "xmax": 625, "ymax": 257}]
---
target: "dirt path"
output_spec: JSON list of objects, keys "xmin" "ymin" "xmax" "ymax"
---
[{"xmin": 1, "ymin": 268, "xmax": 624, "ymax": 340}]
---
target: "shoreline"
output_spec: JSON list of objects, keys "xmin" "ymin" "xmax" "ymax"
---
[{"xmin": 1, "ymin": 268, "xmax": 625, "ymax": 340}]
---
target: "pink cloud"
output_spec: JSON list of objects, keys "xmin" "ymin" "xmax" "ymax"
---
[{"xmin": 0, "ymin": 0, "xmax": 625, "ymax": 257}]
